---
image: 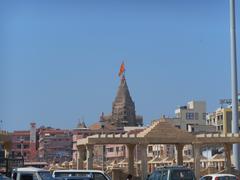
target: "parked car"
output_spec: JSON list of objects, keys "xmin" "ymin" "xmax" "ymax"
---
[
  {"xmin": 11, "ymin": 167, "xmax": 54, "ymax": 180},
  {"xmin": 147, "ymin": 166, "xmax": 196, "ymax": 180},
  {"xmin": 55, "ymin": 176, "xmax": 93, "ymax": 180},
  {"xmin": 52, "ymin": 170, "xmax": 111, "ymax": 180},
  {"xmin": 199, "ymin": 173, "xmax": 239, "ymax": 180}
]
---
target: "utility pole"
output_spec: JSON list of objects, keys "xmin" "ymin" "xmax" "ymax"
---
[
  {"xmin": 230, "ymin": 0, "xmax": 239, "ymax": 170},
  {"xmin": 100, "ymin": 116, "xmax": 105, "ymax": 171},
  {"xmin": 20, "ymin": 137, "xmax": 24, "ymax": 159}
]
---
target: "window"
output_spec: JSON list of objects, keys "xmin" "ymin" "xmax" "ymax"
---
[
  {"xmin": 148, "ymin": 146, "xmax": 153, "ymax": 152},
  {"xmin": 162, "ymin": 170, "xmax": 168, "ymax": 180},
  {"xmin": 38, "ymin": 172, "xmax": 54, "ymax": 180},
  {"xmin": 107, "ymin": 148, "xmax": 114, "ymax": 152},
  {"xmin": 24, "ymin": 136, "xmax": 30, "ymax": 141},
  {"xmin": 191, "ymin": 127, "xmax": 195, "ymax": 132},
  {"xmin": 170, "ymin": 170, "xmax": 195, "ymax": 180},
  {"xmin": 20, "ymin": 174, "xmax": 33, "ymax": 180},
  {"xmin": 221, "ymin": 125, "xmax": 223, "ymax": 130},
  {"xmin": 94, "ymin": 173, "xmax": 107, "ymax": 180},
  {"xmin": 148, "ymin": 171, "xmax": 161, "ymax": 180},
  {"xmin": 202, "ymin": 113, "xmax": 207, "ymax": 120},
  {"xmin": 186, "ymin": 113, "xmax": 194, "ymax": 120},
  {"xmin": 200, "ymin": 176, "xmax": 212, "ymax": 180}
]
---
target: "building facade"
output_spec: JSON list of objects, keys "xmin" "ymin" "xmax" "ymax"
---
[
  {"xmin": 149, "ymin": 101, "xmax": 207, "ymax": 159},
  {"xmin": 38, "ymin": 127, "xmax": 72, "ymax": 163},
  {"xmin": 173, "ymin": 101, "xmax": 207, "ymax": 130},
  {"xmin": 101, "ymin": 76, "xmax": 143, "ymax": 127},
  {"xmin": 207, "ymin": 106, "xmax": 240, "ymax": 134},
  {"xmin": 11, "ymin": 123, "xmax": 37, "ymax": 162}
]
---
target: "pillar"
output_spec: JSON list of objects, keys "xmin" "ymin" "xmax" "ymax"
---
[
  {"xmin": 224, "ymin": 143, "xmax": 232, "ymax": 173},
  {"xmin": 86, "ymin": 144, "xmax": 94, "ymax": 170},
  {"xmin": 77, "ymin": 145, "xmax": 85, "ymax": 170},
  {"xmin": 126, "ymin": 144, "xmax": 135, "ymax": 176},
  {"xmin": 176, "ymin": 144, "xmax": 184, "ymax": 165},
  {"xmin": 193, "ymin": 143, "xmax": 201, "ymax": 180},
  {"xmin": 139, "ymin": 144, "xmax": 148, "ymax": 180}
]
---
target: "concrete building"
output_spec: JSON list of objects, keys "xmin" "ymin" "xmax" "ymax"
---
[
  {"xmin": 11, "ymin": 123, "xmax": 74, "ymax": 163},
  {"xmin": 173, "ymin": 101, "xmax": 207, "ymax": 130},
  {"xmin": 207, "ymin": 95, "xmax": 240, "ymax": 133},
  {"xmin": 149, "ymin": 101, "xmax": 207, "ymax": 158},
  {"xmin": 207, "ymin": 106, "xmax": 240, "ymax": 134},
  {"xmin": 38, "ymin": 127, "xmax": 72, "ymax": 163},
  {"xmin": 11, "ymin": 123, "xmax": 37, "ymax": 162}
]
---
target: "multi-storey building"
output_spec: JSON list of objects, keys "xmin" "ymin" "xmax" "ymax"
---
[
  {"xmin": 38, "ymin": 127, "xmax": 72, "ymax": 163},
  {"xmin": 207, "ymin": 105, "xmax": 240, "ymax": 134},
  {"xmin": 149, "ymin": 101, "xmax": 208, "ymax": 159},
  {"xmin": 173, "ymin": 101, "xmax": 207, "ymax": 130},
  {"xmin": 11, "ymin": 123, "xmax": 37, "ymax": 162},
  {"xmin": 11, "ymin": 123, "xmax": 74, "ymax": 163}
]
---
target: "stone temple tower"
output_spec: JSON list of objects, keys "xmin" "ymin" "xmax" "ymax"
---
[
  {"xmin": 99, "ymin": 63, "xmax": 143, "ymax": 128},
  {"xmin": 111, "ymin": 76, "xmax": 143, "ymax": 127},
  {"xmin": 112, "ymin": 76, "xmax": 138, "ymax": 127}
]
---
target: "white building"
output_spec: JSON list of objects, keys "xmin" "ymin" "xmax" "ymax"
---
[
  {"xmin": 149, "ymin": 101, "xmax": 208, "ymax": 159},
  {"xmin": 173, "ymin": 101, "xmax": 207, "ymax": 130}
]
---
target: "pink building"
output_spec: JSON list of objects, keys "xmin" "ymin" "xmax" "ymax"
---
[
  {"xmin": 11, "ymin": 123, "xmax": 37, "ymax": 162},
  {"xmin": 38, "ymin": 127, "xmax": 72, "ymax": 163}
]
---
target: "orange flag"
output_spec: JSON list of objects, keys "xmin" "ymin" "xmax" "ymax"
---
[{"xmin": 118, "ymin": 62, "xmax": 125, "ymax": 76}]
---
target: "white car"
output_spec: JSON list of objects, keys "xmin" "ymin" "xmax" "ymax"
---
[
  {"xmin": 52, "ymin": 170, "xmax": 111, "ymax": 180},
  {"xmin": 11, "ymin": 167, "xmax": 54, "ymax": 180},
  {"xmin": 199, "ymin": 173, "xmax": 239, "ymax": 180}
]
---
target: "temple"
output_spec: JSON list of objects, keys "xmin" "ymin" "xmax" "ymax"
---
[{"xmin": 100, "ymin": 76, "xmax": 143, "ymax": 127}]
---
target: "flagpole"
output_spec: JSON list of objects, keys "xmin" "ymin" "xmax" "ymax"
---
[{"xmin": 230, "ymin": 0, "xmax": 239, "ymax": 170}]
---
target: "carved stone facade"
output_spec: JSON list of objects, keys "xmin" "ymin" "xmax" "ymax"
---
[{"xmin": 102, "ymin": 76, "xmax": 143, "ymax": 127}]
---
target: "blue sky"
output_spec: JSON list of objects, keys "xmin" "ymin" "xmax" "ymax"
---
[{"xmin": 0, "ymin": 0, "xmax": 239, "ymax": 131}]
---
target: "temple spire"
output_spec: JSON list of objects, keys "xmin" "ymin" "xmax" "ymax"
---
[
  {"xmin": 114, "ymin": 75, "xmax": 133, "ymax": 105},
  {"xmin": 99, "ymin": 62, "xmax": 143, "ymax": 127}
]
